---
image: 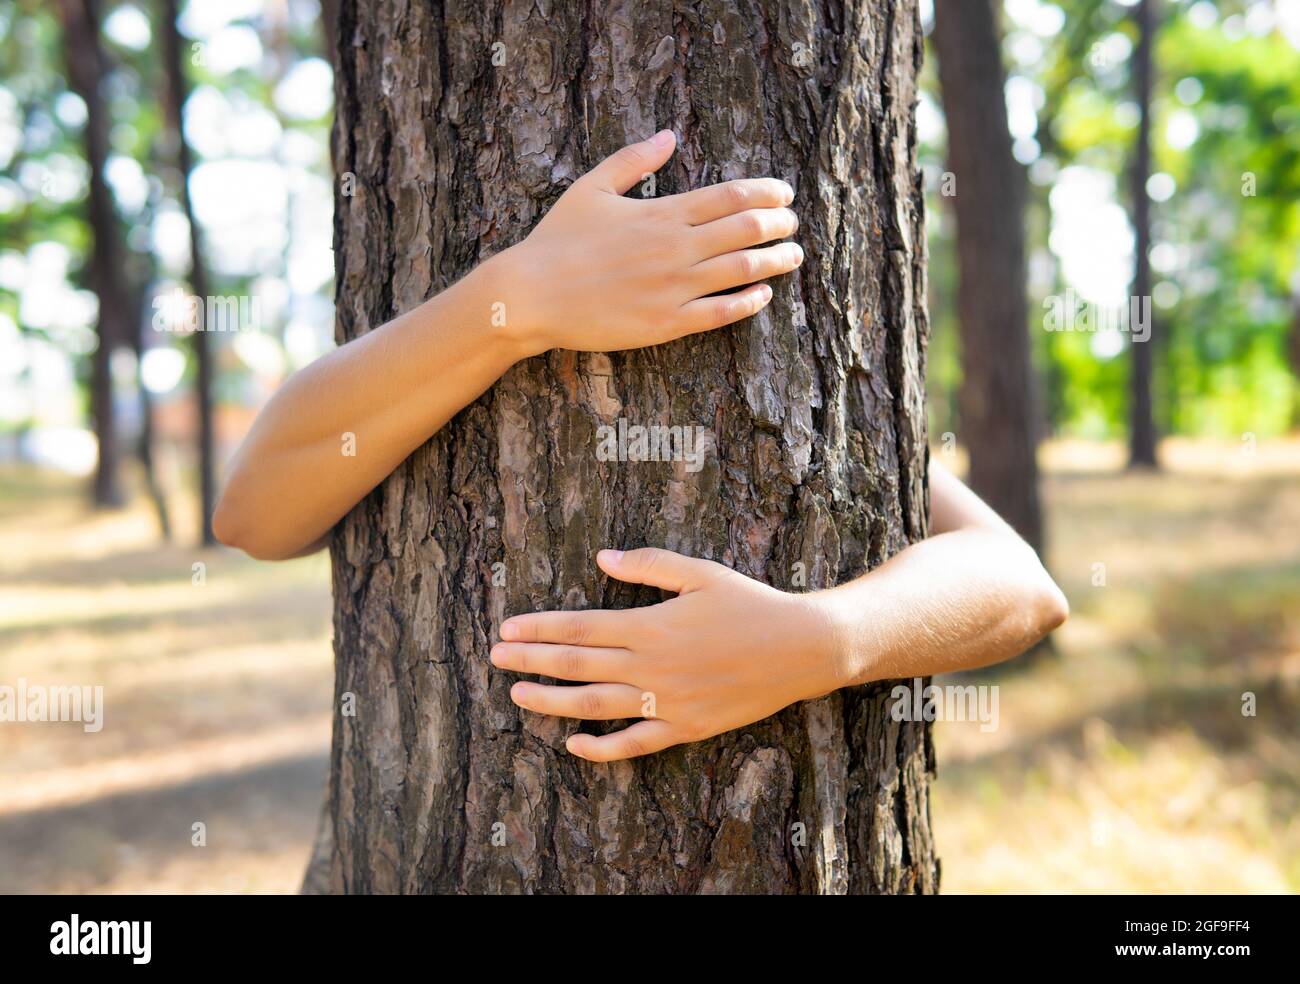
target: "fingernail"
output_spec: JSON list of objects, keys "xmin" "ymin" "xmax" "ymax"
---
[
  {"xmin": 760, "ymin": 284, "xmax": 773, "ymax": 300},
  {"xmin": 489, "ymin": 645, "xmax": 502, "ymax": 664},
  {"xmin": 791, "ymin": 243, "xmax": 804, "ymax": 265},
  {"xmin": 598, "ymin": 548, "xmax": 624, "ymax": 565},
  {"xmin": 501, "ymin": 621, "xmax": 519, "ymax": 641},
  {"xmin": 782, "ymin": 181, "xmax": 794, "ymax": 204},
  {"xmin": 510, "ymin": 683, "xmax": 527, "ymax": 704},
  {"xmin": 652, "ymin": 129, "xmax": 674, "ymax": 147}
]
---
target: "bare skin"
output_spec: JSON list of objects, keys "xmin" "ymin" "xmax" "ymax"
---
[
  {"xmin": 495, "ymin": 462, "xmax": 1067, "ymax": 762},
  {"xmin": 214, "ymin": 130, "xmax": 801, "ymax": 559},
  {"xmin": 216, "ymin": 132, "xmax": 1068, "ymax": 763}
]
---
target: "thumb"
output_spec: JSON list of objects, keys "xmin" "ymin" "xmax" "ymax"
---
[
  {"xmin": 597, "ymin": 547, "xmax": 724, "ymax": 595},
  {"xmin": 582, "ymin": 130, "xmax": 676, "ymax": 195}
]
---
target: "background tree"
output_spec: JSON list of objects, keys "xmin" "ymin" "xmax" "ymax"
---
[
  {"xmin": 159, "ymin": 0, "xmax": 217, "ymax": 543},
  {"xmin": 55, "ymin": 0, "xmax": 124, "ymax": 508},
  {"xmin": 932, "ymin": 0, "xmax": 1044, "ymax": 554},
  {"xmin": 1128, "ymin": 0, "xmax": 1158, "ymax": 467},
  {"xmin": 319, "ymin": 0, "xmax": 936, "ymax": 894}
]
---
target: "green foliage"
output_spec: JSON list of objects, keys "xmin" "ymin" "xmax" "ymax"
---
[{"xmin": 924, "ymin": 0, "xmax": 1300, "ymax": 441}]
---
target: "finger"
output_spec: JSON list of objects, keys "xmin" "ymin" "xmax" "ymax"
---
[
  {"xmin": 510, "ymin": 682, "xmax": 647, "ymax": 721},
  {"xmin": 690, "ymin": 242, "xmax": 804, "ymax": 295},
  {"xmin": 674, "ymin": 282, "xmax": 773, "ymax": 336},
  {"xmin": 500, "ymin": 608, "xmax": 632, "ymax": 647},
  {"xmin": 693, "ymin": 207, "xmax": 798, "ymax": 258},
  {"xmin": 566, "ymin": 720, "xmax": 679, "ymax": 762},
  {"xmin": 581, "ymin": 129, "xmax": 676, "ymax": 195},
  {"xmin": 674, "ymin": 178, "xmax": 794, "ymax": 225},
  {"xmin": 490, "ymin": 642, "xmax": 634, "ymax": 683},
  {"xmin": 597, "ymin": 547, "xmax": 726, "ymax": 595}
]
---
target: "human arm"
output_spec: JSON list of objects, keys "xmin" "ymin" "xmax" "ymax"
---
[
  {"xmin": 491, "ymin": 458, "xmax": 1068, "ymax": 762},
  {"xmin": 214, "ymin": 130, "xmax": 804, "ymax": 559}
]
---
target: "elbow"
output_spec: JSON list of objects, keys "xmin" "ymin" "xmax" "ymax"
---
[
  {"xmin": 212, "ymin": 492, "xmax": 280, "ymax": 560},
  {"xmin": 1036, "ymin": 576, "xmax": 1070, "ymax": 637},
  {"xmin": 211, "ymin": 493, "xmax": 260, "ymax": 556},
  {"xmin": 211, "ymin": 492, "xmax": 239, "ymax": 549}
]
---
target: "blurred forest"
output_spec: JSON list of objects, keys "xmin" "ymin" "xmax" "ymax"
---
[
  {"xmin": 1, "ymin": 0, "xmax": 1297, "ymax": 893},
  {"xmin": 1, "ymin": 0, "xmax": 335, "ymax": 542},
  {"xmin": 2, "ymin": 0, "xmax": 1298, "ymax": 535}
]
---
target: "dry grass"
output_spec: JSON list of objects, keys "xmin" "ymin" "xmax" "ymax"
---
[
  {"xmin": 0, "ymin": 466, "xmax": 332, "ymax": 894},
  {"xmin": 933, "ymin": 439, "xmax": 1300, "ymax": 893},
  {"xmin": 1, "ymin": 439, "xmax": 1297, "ymax": 893}
]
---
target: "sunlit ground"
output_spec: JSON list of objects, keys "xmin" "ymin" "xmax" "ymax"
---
[
  {"xmin": 934, "ymin": 437, "xmax": 1300, "ymax": 893},
  {"xmin": 0, "ymin": 465, "xmax": 332, "ymax": 894},
  {"xmin": 1, "ymin": 438, "xmax": 1297, "ymax": 893}
]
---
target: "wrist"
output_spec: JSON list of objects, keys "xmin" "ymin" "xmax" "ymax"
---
[
  {"xmin": 473, "ymin": 244, "xmax": 550, "ymax": 361},
  {"xmin": 783, "ymin": 587, "xmax": 858, "ymax": 700},
  {"xmin": 803, "ymin": 586, "xmax": 869, "ymax": 693}
]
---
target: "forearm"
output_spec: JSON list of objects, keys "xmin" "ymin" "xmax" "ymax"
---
[
  {"xmin": 817, "ymin": 528, "xmax": 1069, "ymax": 688},
  {"xmin": 216, "ymin": 133, "xmax": 803, "ymax": 562},
  {"xmin": 214, "ymin": 252, "xmax": 525, "ymax": 559}
]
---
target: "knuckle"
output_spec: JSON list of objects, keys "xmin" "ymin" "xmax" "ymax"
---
[
  {"xmin": 560, "ymin": 646, "xmax": 585, "ymax": 678},
  {"xmin": 563, "ymin": 615, "xmax": 588, "ymax": 645},
  {"xmin": 637, "ymin": 548, "xmax": 661, "ymax": 576},
  {"xmin": 579, "ymin": 691, "xmax": 604, "ymax": 718},
  {"xmin": 615, "ymin": 145, "xmax": 645, "ymax": 170},
  {"xmin": 743, "ymin": 210, "xmax": 765, "ymax": 240},
  {"xmin": 715, "ymin": 297, "xmax": 735, "ymax": 324},
  {"xmin": 724, "ymin": 181, "xmax": 748, "ymax": 209},
  {"xmin": 620, "ymin": 734, "xmax": 647, "ymax": 759},
  {"xmin": 737, "ymin": 252, "xmax": 757, "ymax": 279}
]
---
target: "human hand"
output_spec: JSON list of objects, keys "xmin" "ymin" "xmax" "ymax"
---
[
  {"xmin": 498, "ymin": 130, "xmax": 803, "ymax": 357},
  {"xmin": 491, "ymin": 547, "xmax": 845, "ymax": 762}
]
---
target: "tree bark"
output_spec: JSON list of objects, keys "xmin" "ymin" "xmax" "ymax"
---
[
  {"xmin": 159, "ymin": 0, "xmax": 218, "ymax": 544},
  {"xmin": 932, "ymin": 0, "xmax": 1043, "ymax": 555},
  {"xmin": 1127, "ymin": 0, "xmax": 1157, "ymax": 468},
  {"xmin": 323, "ymin": 0, "xmax": 935, "ymax": 894},
  {"xmin": 57, "ymin": 0, "xmax": 124, "ymax": 509}
]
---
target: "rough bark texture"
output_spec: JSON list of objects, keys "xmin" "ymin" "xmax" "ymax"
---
[
  {"xmin": 1127, "ymin": 0, "xmax": 1157, "ymax": 467},
  {"xmin": 325, "ymin": 0, "xmax": 935, "ymax": 894},
  {"xmin": 932, "ymin": 0, "xmax": 1043, "ymax": 555},
  {"xmin": 58, "ymin": 0, "xmax": 124, "ymax": 509}
]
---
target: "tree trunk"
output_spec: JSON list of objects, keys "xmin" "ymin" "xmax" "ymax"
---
[
  {"xmin": 1127, "ymin": 0, "xmax": 1157, "ymax": 468},
  {"xmin": 129, "ymin": 276, "xmax": 173, "ymax": 540},
  {"xmin": 323, "ymin": 0, "xmax": 935, "ymax": 894},
  {"xmin": 932, "ymin": 0, "xmax": 1043, "ymax": 555},
  {"xmin": 1289, "ymin": 298, "xmax": 1300, "ymax": 429},
  {"xmin": 57, "ymin": 0, "xmax": 124, "ymax": 509},
  {"xmin": 159, "ymin": 0, "xmax": 218, "ymax": 544}
]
